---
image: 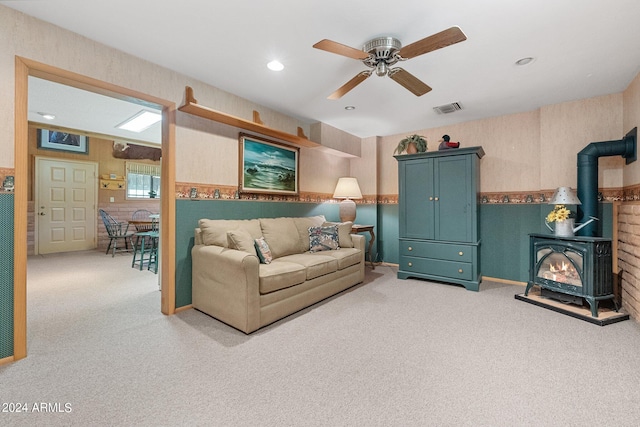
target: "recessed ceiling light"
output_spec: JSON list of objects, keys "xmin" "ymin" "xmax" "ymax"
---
[
  {"xmin": 515, "ymin": 57, "xmax": 535, "ymax": 66},
  {"xmin": 116, "ymin": 110, "xmax": 162, "ymax": 133},
  {"xmin": 345, "ymin": 106, "xmax": 355, "ymax": 110},
  {"xmin": 37, "ymin": 112, "xmax": 56, "ymax": 120},
  {"xmin": 267, "ymin": 60, "xmax": 284, "ymax": 71}
]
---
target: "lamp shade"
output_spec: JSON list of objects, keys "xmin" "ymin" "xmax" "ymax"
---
[
  {"xmin": 548, "ymin": 186, "xmax": 581, "ymax": 205},
  {"xmin": 333, "ymin": 177, "xmax": 362, "ymax": 199}
]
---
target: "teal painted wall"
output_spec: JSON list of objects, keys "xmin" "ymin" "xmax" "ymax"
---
[
  {"xmin": 175, "ymin": 199, "xmax": 613, "ymax": 307},
  {"xmin": 376, "ymin": 202, "xmax": 613, "ymax": 283},
  {"xmin": 0, "ymin": 193, "xmax": 14, "ymax": 359},
  {"xmin": 175, "ymin": 200, "xmax": 378, "ymax": 308}
]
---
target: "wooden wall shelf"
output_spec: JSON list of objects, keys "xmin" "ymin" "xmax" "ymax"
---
[
  {"xmin": 178, "ymin": 86, "xmax": 319, "ymax": 148},
  {"xmin": 100, "ymin": 175, "xmax": 125, "ymax": 190}
]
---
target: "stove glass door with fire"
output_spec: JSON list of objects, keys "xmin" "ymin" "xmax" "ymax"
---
[{"xmin": 525, "ymin": 233, "xmax": 614, "ymax": 317}]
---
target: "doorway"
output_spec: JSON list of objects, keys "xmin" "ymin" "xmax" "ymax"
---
[
  {"xmin": 14, "ymin": 57, "xmax": 177, "ymax": 361},
  {"xmin": 35, "ymin": 157, "xmax": 97, "ymax": 254}
]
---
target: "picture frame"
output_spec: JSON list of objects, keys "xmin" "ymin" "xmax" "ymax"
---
[
  {"xmin": 239, "ymin": 133, "xmax": 299, "ymax": 195},
  {"xmin": 37, "ymin": 129, "xmax": 88, "ymax": 154}
]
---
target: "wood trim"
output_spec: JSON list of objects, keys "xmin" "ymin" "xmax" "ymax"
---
[
  {"xmin": 14, "ymin": 57, "xmax": 177, "ymax": 362},
  {"xmin": 0, "ymin": 356, "xmax": 15, "ymax": 366},
  {"xmin": 174, "ymin": 304, "xmax": 192, "ymax": 314},
  {"xmin": 482, "ymin": 276, "xmax": 527, "ymax": 286},
  {"xmin": 178, "ymin": 86, "xmax": 319, "ymax": 148},
  {"xmin": 13, "ymin": 57, "xmax": 28, "ymax": 361}
]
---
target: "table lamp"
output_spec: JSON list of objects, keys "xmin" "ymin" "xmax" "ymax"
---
[{"xmin": 333, "ymin": 177, "xmax": 362, "ymax": 222}]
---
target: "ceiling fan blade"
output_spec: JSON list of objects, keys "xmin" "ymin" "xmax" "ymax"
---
[
  {"xmin": 313, "ymin": 39, "xmax": 371, "ymax": 60},
  {"xmin": 388, "ymin": 68, "xmax": 432, "ymax": 96},
  {"xmin": 398, "ymin": 26, "xmax": 467, "ymax": 59},
  {"xmin": 328, "ymin": 71, "xmax": 372, "ymax": 100}
]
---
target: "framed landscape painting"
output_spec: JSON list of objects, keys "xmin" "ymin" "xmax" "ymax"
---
[
  {"xmin": 239, "ymin": 133, "xmax": 299, "ymax": 195},
  {"xmin": 37, "ymin": 129, "xmax": 88, "ymax": 154}
]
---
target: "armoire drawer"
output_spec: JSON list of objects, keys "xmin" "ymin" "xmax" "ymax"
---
[
  {"xmin": 400, "ymin": 240, "xmax": 473, "ymax": 263},
  {"xmin": 400, "ymin": 256, "xmax": 473, "ymax": 281}
]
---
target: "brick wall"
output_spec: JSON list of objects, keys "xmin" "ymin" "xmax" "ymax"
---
[{"xmin": 617, "ymin": 202, "xmax": 640, "ymax": 320}]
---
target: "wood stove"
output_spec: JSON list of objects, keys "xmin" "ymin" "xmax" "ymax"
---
[{"xmin": 524, "ymin": 233, "xmax": 616, "ymax": 317}]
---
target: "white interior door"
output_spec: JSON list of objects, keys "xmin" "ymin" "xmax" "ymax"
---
[{"xmin": 36, "ymin": 157, "xmax": 98, "ymax": 254}]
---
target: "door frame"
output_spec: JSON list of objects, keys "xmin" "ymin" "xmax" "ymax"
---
[
  {"xmin": 14, "ymin": 56, "xmax": 177, "ymax": 361},
  {"xmin": 34, "ymin": 156, "xmax": 98, "ymax": 255}
]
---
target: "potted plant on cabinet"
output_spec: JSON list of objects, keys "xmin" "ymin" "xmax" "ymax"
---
[{"xmin": 394, "ymin": 134, "xmax": 427, "ymax": 155}]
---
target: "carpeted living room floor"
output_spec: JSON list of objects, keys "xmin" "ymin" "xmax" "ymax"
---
[{"xmin": 2, "ymin": 250, "xmax": 640, "ymax": 426}]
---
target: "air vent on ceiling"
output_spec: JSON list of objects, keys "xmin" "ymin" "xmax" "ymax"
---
[{"xmin": 433, "ymin": 102, "xmax": 463, "ymax": 114}]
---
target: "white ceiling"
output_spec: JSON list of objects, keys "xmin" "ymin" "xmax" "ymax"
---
[
  {"xmin": 6, "ymin": 0, "xmax": 640, "ymax": 140},
  {"xmin": 28, "ymin": 77, "xmax": 162, "ymax": 145}
]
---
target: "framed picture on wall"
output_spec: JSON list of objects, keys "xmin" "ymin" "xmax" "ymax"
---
[
  {"xmin": 37, "ymin": 129, "xmax": 89, "ymax": 154},
  {"xmin": 239, "ymin": 133, "xmax": 299, "ymax": 195}
]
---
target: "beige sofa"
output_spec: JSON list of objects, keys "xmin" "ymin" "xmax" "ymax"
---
[{"xmin": 192, "ymin": 215, "xmax": 365, "ymax": 333}]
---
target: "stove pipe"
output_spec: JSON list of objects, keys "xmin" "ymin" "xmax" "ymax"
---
[{"xmin": 576, "ymin": 127, "xmax": 637, "ymax": 236}]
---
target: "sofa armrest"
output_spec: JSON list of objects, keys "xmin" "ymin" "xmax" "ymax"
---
[{"xmin": 191, "ymin": 244, "xmax": 261, "ymax": 333}]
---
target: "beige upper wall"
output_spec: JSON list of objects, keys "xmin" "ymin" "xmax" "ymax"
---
[
  {"xmin": 0, "ymin": 6, "xmax": 349, "ymax": 194},
  {"xmin": 377, "ymin": 110, "xmax": 541, "ymax": 195},
  {"xmin": 540, "ymin": 93, "xmax": 623, "ymax": 190},
  {"xmin": 3, "ymin": 5, "xmax": 639, "ymax": 196},
  {"xmin": 624, "ymin": 72, "xmax": 640, "ymax": 185},
  {"xmin": 376, "ymin": 91, "xmax": 636, "ymax": 195}
]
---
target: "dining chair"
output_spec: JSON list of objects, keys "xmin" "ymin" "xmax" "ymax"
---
[{"xmin": 99, "ymin": 209, "xmax": 135, "ymax": 257}]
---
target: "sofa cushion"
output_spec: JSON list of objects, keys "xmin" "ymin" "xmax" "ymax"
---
[
  {"xmin": 314, "ymin": 248, "xmax": 361, "ymax": 270},
  {"xmin": 293, "ymin": 215, "xmax": 326, "ymax": 252},
  {"xmin": 258, "ymin": 261, "xmax": 306, "ymax": 294},
  {"xmin": 254, "ymin": 237, "xmax": 273, "ymax": 264},
  {"xmin": 199, "ymin": 219, "xmax": 262, "ymax": 247},
  {"xmin": 276, "ymin": 253, "xmax": 338, "ymax": 280},
  {"xmin": 227, "ymin": 229, "xmax": 256, "ymax": 254},
  {"xmin": 323, "ymin": 221, "xmax": 354, "ymax": 248},
  {"xmin": 260, "ymin": 217, "xmax": 301, "ymax": 259},
  {"xmin": 309, "ymin": 225, "xmax": 340, "ymax": 252}
]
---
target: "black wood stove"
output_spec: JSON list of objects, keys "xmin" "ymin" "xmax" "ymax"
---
[{"xmin": 525, "ymin": 233, "xmax": 617, "ymax": 317}]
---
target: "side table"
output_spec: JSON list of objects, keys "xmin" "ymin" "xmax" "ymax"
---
[{"xmin": 351, "ymin": 224, "xmax": 375, "ymax": 269}]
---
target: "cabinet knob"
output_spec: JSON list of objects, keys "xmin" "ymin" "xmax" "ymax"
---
[
  {"xmin": 434, "ymin": 197, "xmax": 439, "ymax": 201},
  {"xmin": 408, "ymin": 247, "xmax": 412, "ymax": 251},
  {"xmin": 429, "ymin": 197, "xmax": 433, "ymax": 201},
  {"xmin": 458, "ymin": 269, "xmax": 463, "ymax": 273},
  {"xmin": 458, "ymin": 251, "xmax": 464, "ymax": 256},
  {"xmin": 408, "ymin": 262, "xmax": 413, "ymax": 267}
]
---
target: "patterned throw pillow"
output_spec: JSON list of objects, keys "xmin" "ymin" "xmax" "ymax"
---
[
  {"xmin": 308, "ymin": 225, "xmax": 340, "ymax": 252},
  {"xmin": 254, "ymin": 237, "xmax": 273, "ymax": 264}
]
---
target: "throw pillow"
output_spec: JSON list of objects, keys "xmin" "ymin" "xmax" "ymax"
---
[
  {"xmin": 254, "ymin": 237, "xmax": 273, "ymax": 264},
  {"xmin": 323, "ymin": 221, "xmax": 354, "ymax": 248},
  {"xmin": 308, "ymin": 225, "xmax": 340, "ymax": 252},
  {"xmin": 227, "ymin": 229, "xmax": 257, "ymax": 254}
]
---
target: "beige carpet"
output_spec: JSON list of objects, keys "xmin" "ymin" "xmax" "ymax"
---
[{"xmin": 2, "ymin": 250, "xmax": 640, "ymax": 426}]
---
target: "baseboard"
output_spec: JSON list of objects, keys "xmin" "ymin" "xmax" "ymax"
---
[
  {"xmin": 482, "ymin": 276, "xmax": 526, "ymax": 286},
  {"xmin": 0, "ymin": 355, "xmax": 15, "ymax": 366},
  {"xmin": 174, "ymin": 304, "xmax": 193, "ymax": 313}
]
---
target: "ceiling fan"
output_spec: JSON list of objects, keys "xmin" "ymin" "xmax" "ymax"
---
[{"xmin": 313, "ymin": 26, "xmax": 467, "ymax": 100}]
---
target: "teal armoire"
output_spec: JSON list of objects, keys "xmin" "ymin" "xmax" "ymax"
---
[{"xmin": 396, "ymin": 146, "xmax": 484, "ymax": 291}]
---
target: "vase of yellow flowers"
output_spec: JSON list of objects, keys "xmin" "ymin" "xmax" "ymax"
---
[{"xmin": 545, "ymin": 204, "xmax": 575, "ymax": 237}]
